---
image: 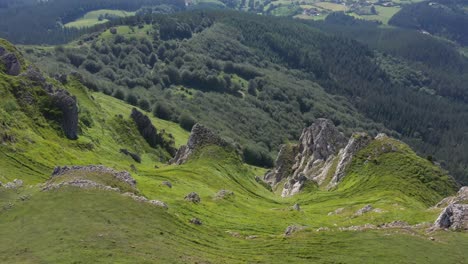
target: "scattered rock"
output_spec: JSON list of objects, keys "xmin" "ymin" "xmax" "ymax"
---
[
  {"xmin": 51, "ymin": 165, "xmax": 136, "ymax": 188},
  {"xmin": 185, "ymin": 192, "xmax": 201, "ymax": 203},
  {"xmin": 120, "ymin": 149, "xmax": 141, "ymax": 163},
  {"xmin": 162, "ymin": 181, "xmax": 172, "ymax": 188},
  {"xmin": 169, "ymin": 124, "xmax": 229, "ymax": 165},
  {"xmin": 246, "ymin": 235, "xmax": 258, "ymax": 239},
  {"xmin": 316, "ymin": 227, "xmax": 330, "ymax": 232},
  {"xmin": 328, "ymin": 207, "xmax": 345, "ymax": 216},
  {"xmin": 339, "ymin": 224, "xmax": 376, "ymax": 231},
  {"xmin": 355, "ymin": 205, "xmax": 373, "ymax": 216},
  {"xmin": 284, "ymin": 225, "xmax": 306, "ymax": 236},
  {"xmin": 190, "ymin": 218, "xmax": 202, "ymax": 225},
  {"xmin": 292, "ymin": 203, "xmax": 300, "ymax": 211},
  {"xmin": 215, "ymin": 189, "xmax": 234, "ymax": 200},
  {"xmin": 3, "ymin": 179, "xmax": 23, "ymax": 189},
  {"xmin": 121, "ymin": 192, "xmax": 168, "ymax": 209},
  {"xmin": 378, "ymin": 221, "xmax": 410, "ymax": 229},
  {"xmin": 148, "ymin": 200, "xmax": 168, "ymax": 209}
]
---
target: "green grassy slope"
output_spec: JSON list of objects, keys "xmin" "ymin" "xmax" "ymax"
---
[{"xmin": 0, "ymin": 39, "xmax": 466, "ymax": 263}]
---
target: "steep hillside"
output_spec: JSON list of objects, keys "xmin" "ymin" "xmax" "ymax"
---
[
  {"xmin": 1, "ymin": 39, "xmax": 468, "ymax": 263},
  {"xmin": 23, "ymin": 10, "xmax": 468, "ymax": 184}
]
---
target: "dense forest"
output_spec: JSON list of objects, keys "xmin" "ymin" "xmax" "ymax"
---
[
  {"xmin": 389, "ymin": 0, "xmax": 468, "ymax": 46},
  {"xmin": 24, "ymin": 10, "xmax": 468, "ymax": 184},
  {"xmin": 0, "ymin": 0, "xmax": 185, "ymax": 44}
]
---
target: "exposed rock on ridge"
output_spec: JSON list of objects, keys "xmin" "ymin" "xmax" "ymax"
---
[
  {"xmin": 328, "ymin": 132, "xmax": 372, "ymax": 189},
  {"xmin": 264, "ymin": 119, "xmax": 373, "ymax": 197},
  {"xmin": 433, "ymin": 187, "xmax": 468, "ymax": 231},
  {"xmin": 51, "ymin": 165, "xmax": 137, "ymax": 188},
  {"xmin": 169, "ymin": 123, "xmax": 228, "ymax": 165}
]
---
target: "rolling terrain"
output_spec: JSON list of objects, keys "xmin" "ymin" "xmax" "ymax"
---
[{"xmin": 1, "ymin": 38, "xmax": 468, "ymax": 263}]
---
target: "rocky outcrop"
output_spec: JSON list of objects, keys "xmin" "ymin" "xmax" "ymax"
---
[
  {"xmin": 131, "ymin": 108, "xmax": 176, "ymax": 155},
  {"xmin": 169, "ymin": 123, "xmax": 229, "ymax": 165},
  {"xmin": 328, "ymin": 133, "xmax": 372, "ymax": 189},
  {"xmin": 433, "ymin": 186, "xmax": 468, "ymax": 231},
  {"xmin": 50, "ymin": 89, "xmax": 78, "ymax": 140},
  {"xmin": 51, "ymin": 165, "xmax": 136, "ymax": 188},
  {"xmin": 434, "ymin": 204, "xmax": 468, "ymax": 230},
  {"xmin": 264, "ymin": 119, "xmax": 347, "ymax": 197},
  {"xmin": 263, "ymin": 119, "xmax": 375, "ymax": 197},
  {"xmin": 0, "ymin": 46, "xmax": 21, "ymax": 76},
  {"xmin": 264, "ymin": 144, "xmax": 298, "ymax": 186},
  {"xmin": 18, "ymin": 66, "xmax": 78, "ymax": 140}
]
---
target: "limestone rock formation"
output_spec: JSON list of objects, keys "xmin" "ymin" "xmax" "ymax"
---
[
  {"xmin": 263, "ymin": 119, "xmax": 374, "ymax": 197},
  {"xmin": 264, "ymin": 144, "xmax": 298, "ymax": 186},
  {"xmin": 170, "ymin": 123, "xmax": 228, "ymax": 165},
  {"xmin": 0, "ymin": 46, "xmax": 21, "ymax": 76},
  {"xmin": 328, "ymin": 133, "xmax": 372, "ymax": 189},
  {"xmin": 434, "ymin": 204, "xmax": 468, "ymax": 230},
  {"xmin": 433, "ymin": 186, "xmax": 468, "ymax": 230}
]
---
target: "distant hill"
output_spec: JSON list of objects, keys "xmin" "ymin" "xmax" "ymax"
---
[{"xmin": 389, "ymin": 0, "xmax": 468, "ymax": 46}]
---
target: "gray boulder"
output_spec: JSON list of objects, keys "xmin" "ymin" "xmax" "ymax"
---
[
  {"xmin": 185, "ymin": 192, "xmax": 201, "ymax": 203},
  {"xmin": 162, "ymin": 181, "xmax": 172, "ymax": 188},
  {"xmin": 434, "ymin": 203, "xmax": 468, "ymax": 230}
]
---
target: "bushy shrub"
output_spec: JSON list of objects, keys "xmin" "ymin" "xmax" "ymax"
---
[
  {"xmin": 178, "ymin": 112, "xmax": 196, "ymax": 131},
  {"xmin": 243, "ymin": 146, "xmax": 274, "ymax": 168}
]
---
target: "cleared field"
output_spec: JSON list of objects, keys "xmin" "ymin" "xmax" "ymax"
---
[
  {"xmin": 64, "ymin": 9, "xmax": 135, "ymax": 29},
  {"xmin": 350, "ymin": 6, "xmax": 401, "ymax": 24},
  {"xmin": 313, "ymin": 1, "xmax": 348, "ymax": 12}
]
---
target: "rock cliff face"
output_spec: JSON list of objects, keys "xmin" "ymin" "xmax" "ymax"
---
[
  {"xmin": 434, "ymin": 187, "xmax": 468, "ymax": 230},
  {"xmin": 264, "ymin": 119, "xmax": 373, "ymax": 197},
  {"xmin": 169, "ymin": 123, "xmax": 228, "ymax": 165}
]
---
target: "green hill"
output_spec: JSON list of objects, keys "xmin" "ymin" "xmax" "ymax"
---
[{"xmin": 1, "ymin": 38, "xmax": 467, "ymax": 263}]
